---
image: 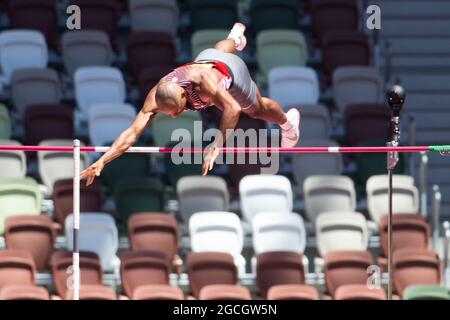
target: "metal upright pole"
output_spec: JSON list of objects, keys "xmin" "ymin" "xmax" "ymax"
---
[
  {"xmin": 73, "ymin": 139, "xmax": 81, "ymax": 300},
  {"xmin": 386, "ymin": 85, "xmax": 406, "ymax": 300}
]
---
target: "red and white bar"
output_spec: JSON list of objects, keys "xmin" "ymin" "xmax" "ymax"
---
[{"xmin": 0, "ymin": 145, "xmax": 433, "ymax": 153}]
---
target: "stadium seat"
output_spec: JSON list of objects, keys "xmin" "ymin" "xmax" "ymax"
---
[
  {"xmin": 11, "ymin": 68, "xmax": 60, "ymax": 118},
  {"xmin": 163, "ymin": 141, "xmax": 202, "ymax": 187},
  {"xmin": 293, "ymin": 139, "xmax": 343, "ymax": 190},
  {"xmin": 0, "ymin": 140, "xmax": 26, "ymax": 178},
  {"xmin": 0, "ymin": 177, "xmax": 41, "ymax": 234},
  {"xmin": 250, "ymin": 0, "xmax": 299, "ymax": 33},
  {"xmin": 102, "ymin": 153, "xmax": 151, "ymax": 192},
  {"xmin": 296, "ymin": 105, "xmax": 331, "ymax": 139},
  {"xmin": 138, "ymin": 66, "xmax": 174, "ymax": 101},
  {"xmin": 128, "ymin": 213, "xmax": 179, "ymax": 268},
  {"xmin": 334, "ymin": 284, "xmax": 386, "ymax": 300},
  {"xmin": 403, "ymin": 285, "xmax": 450, "ymax": 300},
  {"xmin": 323, "ymin": 250, "xmax": 373, "ymax": 298},
  {"xmin": 151, "ymin": 111, "xmax": 202, "ymax": 149},
  {"xmin": 120, "ymin": 251, "xmax": 170, "ymax": 298},
  {"xmin": 50, "ymin": 251, "xmax": 103, "ymax": 298},
  {"xmin": 268, "ymin": 67, "xmax": 320, "ymax": 109},
  {"xmin": 252, "ymin": 212, "xmax": 306, "ymax": 254},
  {"xmin": 127, "ymin": 32, "xmax": 176, "ymax": 79},
  {"xmin": 366, "ymin": 174, "xmax": 419, "ymax": 224},
  {"xmin": 191, "ymin": 30, "xmax": 229, "ymax": 59},
  {"xmin": 332, "ymin": 66, "xmax": 383, "ymax": 113},
  {"xmin": 379, "ymin": 214, "xmax": 429, "ymax": 261},
  {"xmin": 7, "ymin": 0, "xmax": 58, "ymax": 47},
  {"xmin": 88, "ymin": 103, "xmax": 136, "ymax": 146},
  {"xmin": 315, "ymin": 211, "xmax": 369, "ymax": 257},
  {"xmin": 69, "ymin": 0, "xmax": 120, "ymax": 47},
  {"xmin": 129, "ymin": 0, "xmax": 179, "ymax": 35},
  {"xmin": 24, "ymin": 104, "xmax": 73, "ymax": 146},
  {"xmin": 0, "ymin": 30, "xmax": 48, "ymax": 84},
  {"xmin": 114, "ymin": 177, "xmax": 165, "ymax": 221},
  {"xmin": 177, "ymin": 176, "xmax": 229, "ymax": 223},
  {"xmin": 239, "ymin": 175, "xmax": 293, "ymax": 224},
  {"xmin": 189, "ymin": 212, "xmax": 245, "ymax": 274},
  {"xmin": 189, "ymin": 0, "xmax": 238, "ymax": 31},
  {"xmin": 303, "ymin": 175, "xmax": 356, "ymax": 224},
  {"xmin": 65, "ymin": 213, "xmax": 119, "ymax": 272},
  {"xmin": 61, "ymin": 30, "xmax": 113, "ymax": 77},
  {"xmin": 53, "ymin": 179, "xmax": 103, "ymax": 226},
  {"xmin": 344, "ymin": 103, "xmax": 390, "ymax": 147},
  {"xmin": 256, "ymin": 30, "xmax": 308, "ymax": 83},
  {"xmin": 0, "ymin": 250, "xmax": 36, "ymax": 291},
  {"xmin": 65, "ymin": 285, "xmax": 117, "ymax": 300},
  {"xmin": 37, "ymin": 139, "xmax": 89, "ymax": 193},
  {"xmin": 4, "ymin": 215, "xmax": 55, "ymax": 270},
  {"xmin": 132, "ymin": 284, "xmax": 184, "ymax": 300},
  {"xmin": 199, "ymin": 284, "xmax": 251, "ymax": 300},
  {"xmin": 74, "ymin": 66, "xmax": 126, "ymax": 122},
  {"xmin": 187, "ymin": 252, "xmax": 238, "ymax": 299},
  {"xmin": 0, "ymin": 105, "xmax": 11, "ymax": 139},
  {"xmin": 311, "ymin": 0, "xmax": 359, "ymax": 46},
  {"xmin": 0, "ymin": 284, "xmax": 50, "ymax": 300},
  {"xmin": 256, "ymin": 251, "xmax": 306, "ymax": 299},
  {"xmin": 393, "ymin": 248, "xmax": 441, "ymax": 298},
  {"xmin": 267, "ymin": 284, "xmax": 319, "ymax": 300},
  {"xmin": 322, "ymin": 31, "xmax": 370, "ymax": 81}
]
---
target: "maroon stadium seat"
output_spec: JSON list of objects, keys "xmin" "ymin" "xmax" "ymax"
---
[
  {"xmin": 132, "ymin": 284, "xmax": 184, "ymax": 300},
  {"xmin": 0, "ymin": 284, "xmax": 50, "ymax": 300},
  {"xmin": 199, "ymin": 284, "xmax": 251, "ymax": 300},
  {"xmin": 138, "ymin": 66, "xmax": 174, "ymax": 101},
  {"xmin": 0, "ymin": 250, "xmax": 36, "ymax": 291},
  {"xmin": 128, "ymin": 213, "xmax": 179, "ymax": 269},
  {"xmin": 323, "ymin": 250, "xmax": 373, "ymax": 298},
  {"xmin": 50, "ymin": 251, "xmax": 103, "ymax": 298},
  {"xmin": 4, "ymin": 215, "xmax": 55, "ymax": 270},
  {"xmin": 334, "ymin": 284, "xmax": 386, "ymax": 300},
  {"xmin": 53, "ymin": 179, "xmax": 103, "ymax": 226},
  {"xmin": 393, "ymin": 248, "xmax": 441, "ymax": 298},
  {"xmin": 70, "ymin": 0, "xmax": 120, "ymax": 48},
  {"xmin": 187, "ymin": 252, "xmax": 238, "ymax": 299},
  {"xmin": 256, "ymin": 251, "xmax": 306, "ymax": 299},
  {"xmin": 311, "ymin": 0, "xmax": 359, "ymax": 46},
  {"xmin": 267, "ymin": 284, "xmax": 320, "ymax": 300},
  {"xmin": 127, "ymin": 32, "xmax": 176, "ymax": 80},
  {"xmin": 24, "ymin": 104, "xmax": 73, "ymax": 146},
  {"xmin": 7, "ymin": 0, "xmax": 58, "ymax": 47},
  {"xmin": 344, "ymin": 103, "xmax": 390, "ymax": 147},
  {"xmin": 65, "ymin": 285, "xmax": 117, "ymax": 300},
  {"xmin": 322, "ymin": 31, "xmax": 370, "ymax": 82},
  {"xmin": 120, "ymin": 251, "xmax": 170, "ymax": 298}
]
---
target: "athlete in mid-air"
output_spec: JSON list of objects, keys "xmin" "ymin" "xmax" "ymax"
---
[{"xmin": 81, "ymin": 23, "xmax": 300, "ymax": 185}]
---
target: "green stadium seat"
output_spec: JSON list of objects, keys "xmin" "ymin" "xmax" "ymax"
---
[
  {"xmin": 256, "ymin": 29, "xmax": 308, "ymax": 86},
  {"xmin": 189, "ymin": 0, "xmax": 238, "ymax": 31},
  {"xmin": 403, "ymin": 284, "xmax": 450, "ymax": 300},
  {"xmin": 0, "ymin": 104, "xmax": 11, "ymax": 140},
  {"xmin": 0, "ymin": 177, "xmax": 41, "ymax": 234},
  {"xmin": 250, "ymin": 0, "xmax": 299, "ymax": 34},
  {"xmin": 114, "ymin": 177, "xmax": 165, "ymax": 222},
  {"xmin": 191, "ymin": 29, "xmax": 229, "ymax": 59}
]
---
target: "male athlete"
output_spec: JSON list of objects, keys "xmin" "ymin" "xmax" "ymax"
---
[{"xmin": 81, "ymin": 23, "xmax": 300, "ymax": 185}]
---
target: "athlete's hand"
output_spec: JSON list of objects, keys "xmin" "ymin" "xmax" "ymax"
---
[
  {"xmin": 202, "ymin": 147, "xmax": 220, "ymax": 176},
  {"xmin": 80, "ymin": 159, "xmax": 104, "ymax": 186}
]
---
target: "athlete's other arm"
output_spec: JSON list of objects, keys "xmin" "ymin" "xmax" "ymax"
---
[
  {"xmin": 187, "ymin": 69, "xmax": 241, "ymax": 175},
  {"xmin": 80, "ymin": 86, "xmax": 159, "ymax": 186}
]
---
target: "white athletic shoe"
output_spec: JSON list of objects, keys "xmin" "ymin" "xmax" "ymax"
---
[
  {"xmin": 227, "ymin": 22, "xmax": 247, "ymax": 51},
  {"xmin": 281, "ymin": 108, "xmax": 301, "ymax": 148}
]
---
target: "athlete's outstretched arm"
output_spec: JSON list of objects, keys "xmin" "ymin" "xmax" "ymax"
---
[{"xmin": 80, "ymin": 86, "xmax": 159, "ymax": 186}]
